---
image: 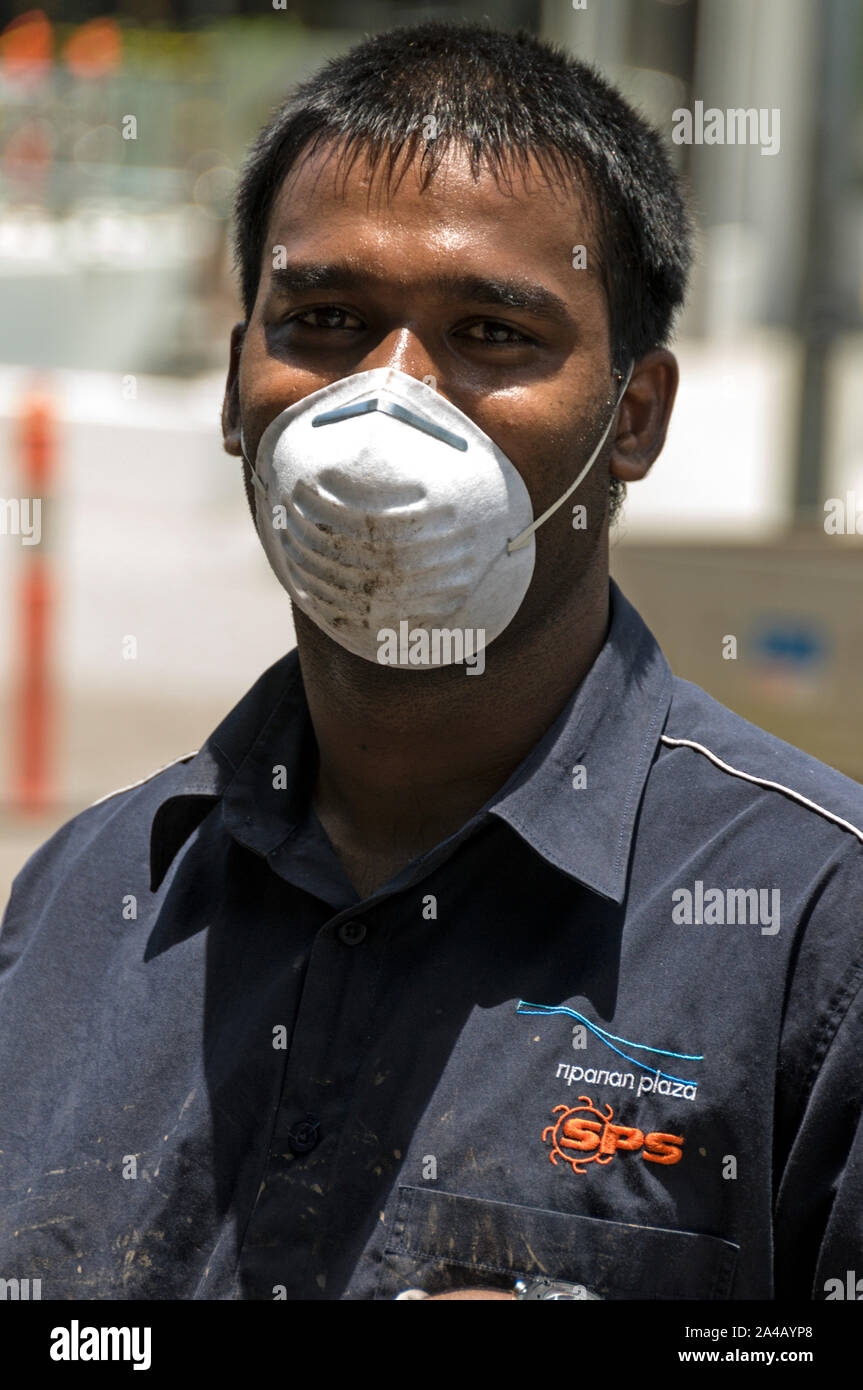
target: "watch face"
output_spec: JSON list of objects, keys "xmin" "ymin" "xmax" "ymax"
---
[{"xmin": 518, "ymin": 1278, "xmax": 600, "ymax": 1300}]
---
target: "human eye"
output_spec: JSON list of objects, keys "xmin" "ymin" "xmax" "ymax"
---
[
  {"xmin": 455, "ymin": 319, "xmax": 537, "ymax": 345},
  {"xmin": 281, "ymin": 305, "xmax": 365, "ymax": 331}
]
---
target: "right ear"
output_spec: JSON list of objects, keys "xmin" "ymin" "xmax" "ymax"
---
[{"xmin": 221, "ymin": 322, "xmax": 246, "ymax": 456}]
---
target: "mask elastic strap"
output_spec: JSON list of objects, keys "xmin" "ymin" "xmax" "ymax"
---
[
  {"xmin": 506, "ymin": 361, "xmax": 634, "ymax": 555},
  {"xmin": 240, "ymin": 426, "xmax": 269, "ymax": 500}
]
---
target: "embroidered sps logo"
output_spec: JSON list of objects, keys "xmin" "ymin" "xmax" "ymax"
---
[{"xmin": 542, "ymin": 1096, "xmax": 684, "ymax": 1174}]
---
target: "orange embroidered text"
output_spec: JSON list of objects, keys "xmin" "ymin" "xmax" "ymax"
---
[{"xmin": 542, "ymin": 1096, "xmax": 684, "ymax": 1174}]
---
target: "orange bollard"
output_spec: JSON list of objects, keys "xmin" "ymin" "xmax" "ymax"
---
[{"xmin": 11, "ymin": 389, "xmax": 57, "ymax": 814}]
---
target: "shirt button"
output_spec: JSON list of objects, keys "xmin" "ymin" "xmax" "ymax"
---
[
  {"xmin": 288, "ymin": 1118, "xmax": 320, "ymax": 1155},
  {"xmin": 338, "ymin": 919, "xmax": 367, "ymax": 946}
]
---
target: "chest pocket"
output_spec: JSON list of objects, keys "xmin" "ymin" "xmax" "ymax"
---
[{"xmin": 379, "ymin": 1185, "xmax": 739, "ymax": 1299}]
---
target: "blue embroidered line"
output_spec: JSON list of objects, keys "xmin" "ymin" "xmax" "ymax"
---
[{"xmin": 516, "ymin": 1000, "xmax": 703, "ymax": 1089}]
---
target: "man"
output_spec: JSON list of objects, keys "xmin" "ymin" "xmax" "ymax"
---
[{"xmin": 1, "ymin": 22, "xmax": 861, "ymax": 1303}]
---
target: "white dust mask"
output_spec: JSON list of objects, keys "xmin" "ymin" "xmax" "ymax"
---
[{"xmin": 243, "ymin": 365, "xmax": 631, "ymax": 670}]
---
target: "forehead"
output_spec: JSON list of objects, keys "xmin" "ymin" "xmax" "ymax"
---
[{"xmin": 262, "ymin": 140, "xmax": 601, "ymax": 290}]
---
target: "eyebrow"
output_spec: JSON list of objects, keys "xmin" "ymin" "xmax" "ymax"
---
[{"xmin": 268, "ymin": 263, "xmax": 576, "ymax": 324}]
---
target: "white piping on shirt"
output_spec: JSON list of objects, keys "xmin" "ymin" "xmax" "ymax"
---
[
  {"xmin": 87, "ymin": 751, "xmax": 200, "ymax": 809},
  {"xmin": 660, "ymin": 735, "xmax": 863, "ymax": 846}
]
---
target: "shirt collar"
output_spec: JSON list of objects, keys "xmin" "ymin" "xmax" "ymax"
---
[
  {"xmin": 149, "ymin": 580, "xmax": 673, "ymax": 903},
  {"xmin": 148, "ymin": 652, "xmax": 308, "ymax": 891},
  {"xmin": 487, "ymin": 580, "xmax": 673, "ymax": 901}
]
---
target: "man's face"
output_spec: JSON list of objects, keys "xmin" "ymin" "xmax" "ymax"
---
[{"xmin": 223, "ymin": 141, "xmax": 662, "ymax": 646}]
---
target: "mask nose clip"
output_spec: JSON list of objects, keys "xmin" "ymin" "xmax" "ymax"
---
[{"xmin": 311, "ymin": 396, "xmax": 468, "ymax": 452}]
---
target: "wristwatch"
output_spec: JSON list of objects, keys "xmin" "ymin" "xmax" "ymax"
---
[
  {"xmin": 513, "ymin": 1277, "xmax": 601, "ymax": 1300},
  {"xmin": 393, "ymin": 1276, "xmax": 601, "ymax": 1300}
]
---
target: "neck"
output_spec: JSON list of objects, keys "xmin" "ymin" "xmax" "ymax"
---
[{"xmin": 298, "ymin": 567, "xmax": 610, "ymax": 883}]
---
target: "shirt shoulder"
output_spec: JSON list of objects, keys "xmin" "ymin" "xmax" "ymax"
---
[
  {"xmin": 660, "ymin": 675, "xmax": 863, "ymax": 850},
  {"xmin": 657, "ymin": 677, "xmax": 863, "ymax": 1152},
  {"xmin": 0, "ymin": 751, "xmax": 200, "ymax": 944},
  {"xmin": 1, "ymin": 651, "xmax": 303, "ymax": 937}
]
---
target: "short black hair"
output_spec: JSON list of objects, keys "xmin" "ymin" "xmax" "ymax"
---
[{"xmin": 232, "ymin": 20, "xmax": 693, "ymax": 372}]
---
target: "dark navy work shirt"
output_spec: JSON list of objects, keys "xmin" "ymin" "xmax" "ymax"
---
[{"xmin": 1, "ymin": 581, "xmax": 861, "ymax": 1300}]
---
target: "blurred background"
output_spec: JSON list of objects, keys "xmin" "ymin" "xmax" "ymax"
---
[{"xmin": 1, "ymin": 0, "xmax": 862, "ymax": 907}]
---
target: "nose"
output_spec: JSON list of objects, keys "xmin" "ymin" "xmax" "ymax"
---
[{"xmin": 357, "ymin": 328, "xmax": 440, "ymax": 389}]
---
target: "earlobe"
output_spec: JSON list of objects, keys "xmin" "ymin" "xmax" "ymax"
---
[
  {"xmin": 611, "ymin": 432, "xmax": 652, "ymax": 483},
  {"xmin": 221, "ymin": 323, "xmax": 246, "ymax": 457}
]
